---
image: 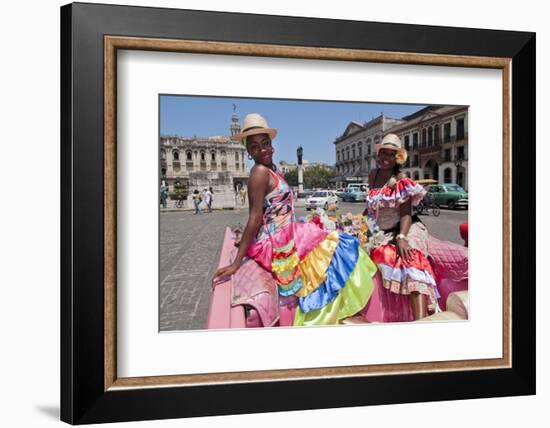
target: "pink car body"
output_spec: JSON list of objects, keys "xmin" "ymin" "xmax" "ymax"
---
[{"xmin": 207, "ymin": 227, "xmax": 468, "ymax": 329}]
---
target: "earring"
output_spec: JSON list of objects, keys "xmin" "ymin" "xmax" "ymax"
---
[{"xmin": 248, "ymin": 154, "xmax": 253, "ymax": 160}]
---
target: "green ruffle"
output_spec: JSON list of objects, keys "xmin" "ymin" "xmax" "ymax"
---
[{"xmin": 293, "ymin": 248, "xmax": 377, "ymax": 326}]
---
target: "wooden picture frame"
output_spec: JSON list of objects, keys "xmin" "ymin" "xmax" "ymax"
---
[{"xmin": 61, "ymin": 2, "xmax": 535, "ymax": 424}]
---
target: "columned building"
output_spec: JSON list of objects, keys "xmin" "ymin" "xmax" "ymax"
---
[
  {"xmin": 159, "ymin": 111, "xmax": 250, "ymax": 207},
  {"xmin": 333, "ymin": 114, "xmax": 405, "ymax": 188},
  {"xmin": 387, "ymin": 105, "xmax": 468, "ymax": 190}
]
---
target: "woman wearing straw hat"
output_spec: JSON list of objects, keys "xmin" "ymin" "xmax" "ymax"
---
[
  {"xmin": 212, "ymin": 113, "xmax": 378, "ymax": 326},
  {"xmin": 365, "ymin": 133, "xmax": 440, "ymax": 320}
]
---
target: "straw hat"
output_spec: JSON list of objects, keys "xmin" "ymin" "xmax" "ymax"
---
[
  {"xmin": 232, "ymin": 113, "xmax": 277, "ymax": 145},
  {"xmin": 375, "ymin": 133, "xmax": 408, "ymax": 165}
]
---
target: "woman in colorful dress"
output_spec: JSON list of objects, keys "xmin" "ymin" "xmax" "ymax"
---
[
  {"xmin": 364, "ymin": 133, "xmax": 440, "ymax": 320},
  {"xmin": 212, "ymin": 113, "xmax": 378, "ymax": 326}
]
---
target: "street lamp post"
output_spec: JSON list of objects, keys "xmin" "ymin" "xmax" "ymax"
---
[{"xmin": 297, "ymin": 146, "xmax": 304, "ymax": 195}]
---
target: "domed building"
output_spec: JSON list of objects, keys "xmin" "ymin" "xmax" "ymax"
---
[{"xmin": 159, "ymin": 110, "xmax": 250, "ymax": 208}]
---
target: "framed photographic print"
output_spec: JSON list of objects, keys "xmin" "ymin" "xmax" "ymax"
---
[{"xmin": 61, "ymin": 2, "xmax": 535, "ymax": 424}]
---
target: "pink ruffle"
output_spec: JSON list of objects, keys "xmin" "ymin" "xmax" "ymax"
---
[{"xmin": 247, "ymin": 222, "xmax": 328, "ymax": 271}]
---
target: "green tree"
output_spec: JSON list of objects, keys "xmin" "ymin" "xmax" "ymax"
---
[
  {"xmin": 284, "ymin": 169, "xmax": 298, "ymax": 186},
  {"xmin": 304, "ymin": 166, "xmax": 335, "ymax": 189}
]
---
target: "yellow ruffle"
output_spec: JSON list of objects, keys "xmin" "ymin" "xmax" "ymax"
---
[
  {"xmin": 271, "ymin": 252, "xmax": 300, "ymax": 273},
  {"xmin": 293, "ymin": 248, "xmax": 377, "ymax": 326},
  {"xmin": 295, "ymin": 231, "xmax": 339, "ymax": 297}
]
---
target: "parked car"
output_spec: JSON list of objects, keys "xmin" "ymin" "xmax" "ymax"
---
[
  {"xmin": 426, "ymin": 184, "xmax": 468, "ymax": 210},
  {"xmin": 305, "ymin": 190, "xmax": 339, "ymax": 210},
  {"xmin": 340, "ymin": 190, "xmax": 367, "ymax": 202}
]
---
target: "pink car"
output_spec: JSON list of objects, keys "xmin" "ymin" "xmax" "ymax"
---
[{"xmin": 207, "ymin": 226, "xmax": 468, "ymax": 328}]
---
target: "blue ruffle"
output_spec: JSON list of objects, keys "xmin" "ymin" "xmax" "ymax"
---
[{"xmin": 298, "ymin": 233, "xmax": 359, "ymax": 313}]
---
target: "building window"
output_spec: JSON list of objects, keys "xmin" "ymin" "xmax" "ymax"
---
[
  {"xmin": 161, "ymin": 167, "xmax": 166, "ymax": 176},
  {"xmin": 457, "ymin": 146, "xmax": 465, "ymax": 160},
  {"xmin": 435, "ymin": 125, "xmax": 440, "ymax": 144},
  {"xmin": 173, "ymin": 150, "xmax": 179, "ymax": 161},
  {"xmin": 445, "ymin": 149, "xmax": 451, "ymax": 162},
  {"xmin": 428, "ymin": 127, "xmax": 433, "ymax": 146},
  {"xmin": 404, "ymin": 135, "xmax": 410, "ymax": 150},
  {"xmin": 444, "ymin": 168, "xmax": 452, "ymax": 183},
  {"xmin": 221, "ymin": 150, "xmax": 226, "ymax": 158},
  {"xmin": 414, "ymin": 171, "xmax": 420, "ymax": 180},
  {"xmin": 186, "ymin": 151, "xmax": 192, "ymax": 161},
  {"xmin": 200, "ymin": 151, "xmax": 205, "ymax": 161},
  {"xmin": 367, "ymin": 144, "xmax": 371, "ymax": 155},
  {"xmin": 422, "ymin": 129, "xmax": 427, "ymax": 147},
  {"xmin": 358, "ymin": 145, "xmax": 362, "ymax": 158},
  {"xmin": 352, "ymin": 146, "xmax": 356, "ymax": 159},
  {"xmin": 444, "ymin": 123, "xmax": 451, "ymax": 143},
  {"xmin": 211, "ymin": 152, "xmax": 216, "ymax": 161},
  {"xmin": 414, "ymin": 154, "xmax": 419, "ymax": 167},
  {"xmin": 161, "ymin": 149, "xmax": 166, "ymax": 160},
  {"xmin": 413, "ymin": 132, "xmax": 418, "ymax": 150},
  {"xmin": 456, "ymin": 118, "xmax": 465, "ymax": 141}
]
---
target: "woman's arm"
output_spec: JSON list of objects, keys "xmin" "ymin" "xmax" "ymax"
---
[
  {"xmin": 397, "ymin": 198, "xmax": 413, "ymax": 262},
  {"xmin": 212, "ymin": 165, "xmax": 270, "ymax": 285}
]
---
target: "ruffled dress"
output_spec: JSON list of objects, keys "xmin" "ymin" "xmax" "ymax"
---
[
  {"xmin": 366, "ymin": 176, "xmax": 440, "ymax": 311},
  {"xmin": 247, "ymin": 167, "xmax": 378, "ymax": 326}
]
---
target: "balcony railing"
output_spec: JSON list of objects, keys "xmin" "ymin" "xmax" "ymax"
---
[
  {"xmin": 186, "ymin": 162, "xmax": 194, "ymax": 170},
  {"xmin": 200, "ymin": 162, "xmax": 207, "ymax": 171}
]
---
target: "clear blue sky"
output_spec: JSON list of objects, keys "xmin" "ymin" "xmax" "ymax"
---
[{"xmin": 160, "ymin": 95, "xmax": 425, "ymax": 165}]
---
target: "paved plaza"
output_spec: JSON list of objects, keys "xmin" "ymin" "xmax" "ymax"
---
[{"xmin": 159, "ymin": 202, "xmax": 468, "ymax": 331}]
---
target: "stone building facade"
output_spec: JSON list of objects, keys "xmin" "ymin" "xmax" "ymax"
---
[
  {"xmin": 389, "ymin": 105, "xmax": 469, "ymax": 190},
  {"xmin": 333, "ymin": 114, "xmax": 405, "ymax": 188},
  {"xmin": 159, "ymin": 111, "xmax": 250, "ymax": 208}
]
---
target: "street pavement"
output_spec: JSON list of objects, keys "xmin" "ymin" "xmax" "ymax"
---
[{"xmin": 160, "ymin": 202, "xmax": 467, "ymax": 331}]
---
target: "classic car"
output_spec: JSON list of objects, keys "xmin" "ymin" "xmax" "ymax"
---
[
  {"xmin": 425, "ymin": 183, "xmax": 468, "ymax": 210},
  {"xmin": 305, "ymin": 190, "xmax": 339, "ymax": 210},
  {"xmin": 207, "ymin": 225, "xmax": 469, "ymax": 329}
]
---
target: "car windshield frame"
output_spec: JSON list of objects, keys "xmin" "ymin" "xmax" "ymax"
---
[
  {"xmin": 443, "ymin": 185, "xmax": 466, "ymax": 192},
  {"xmin": 312, "ymin": 192, "xmax": 328, "ymax": 198}
]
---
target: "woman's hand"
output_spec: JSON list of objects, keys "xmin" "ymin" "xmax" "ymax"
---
[
  {"xmin": 396, "ymin": 238, "xmax": 413, "ymax": 263},
  {"xmin": 212, "ymin": 263, "xmax": 239, "ymax": 289}
]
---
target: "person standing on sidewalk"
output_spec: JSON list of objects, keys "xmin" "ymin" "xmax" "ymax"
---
[
  {"xmin": 201, "ymin": 187, "xmax": 212, "ymax": 213},
  {"xmin": 192, "ymin": 189, "xmax": 202, "ymax": 215},
  {"xmin": 208, "ymin": 187, "xmax": 214, "ymax": 212}
]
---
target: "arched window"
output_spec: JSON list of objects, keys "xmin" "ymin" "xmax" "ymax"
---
[
  {"xmin": 186, "ymin": 151, "xmax": 192, "ymax": 161},
  {"xmin": 435, "ymin": 125, "xmax": 440, "ymax": 144},
  {"xmin": 422, "ymin": 129, "xmax": 427, "ymax": 147},
  {"xmin": 200, "ymin": 151, "xmax": 205, "ymax": 161},
  {"xmin": 235, "ymin": 152, "xmax": 239, "ymax": 161},
  {"xmin": 444, "ymin": 168, "xmax": 452, "ymax": 183},
  {"xmin": 221, "ymin": 150, "xmax": 226, "ymax": 159},
  {"xmin": 428, "ymin": 127, "xmax": 433, "ymax": 146},
  {"xmin": 173, "ymin": 150, "xmax": 179, "ymax": 161},
  {"xmin": 211, "ymin": 151, "xmax": 216, "ymax": 161},
  {"xmin": 160, "ymin": 149, "xmax": 166, "ymax": 160}
]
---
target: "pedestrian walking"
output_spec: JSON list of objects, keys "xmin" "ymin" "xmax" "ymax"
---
[
  {"xmin": 208, "ymin": 187, "xmax": 214, "ymax": 212},
  {"xmin": 192, "ymin": 189, "xmax": 202, "ymax": 215},
  {"xmin": 202, "ymin": 187, "xmax": 213, "ymax": 213},
  {"xmin": 239, "ymin": 186, "xmax": 246, "ymax": 205},
  {"xmin": 160, "ymin": 181, "xmax": 168, "ymax": 209}
]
